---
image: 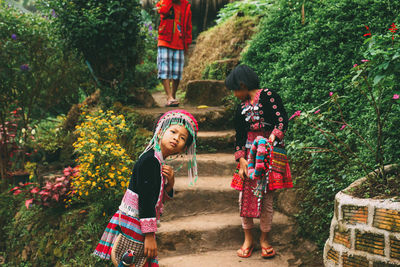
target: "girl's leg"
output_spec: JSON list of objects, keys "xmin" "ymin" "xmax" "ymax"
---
[
  {"xmin": 259, "ymin": 191, "xmax": 275, "ymax": 257},
  {"xmin": 237, "ymin": 192, "xmax": 254, "ymax": 256},
  {"xmin": 172, "ymin": 79, "xmax": 180, "ymax": 100},
  {"xmin": 162, "ymin": 79, "xmax": 173, "ymax": 102}
]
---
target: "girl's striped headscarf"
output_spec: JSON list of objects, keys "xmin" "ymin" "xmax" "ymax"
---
[{"xmin": 142, "ymin": 109, "xmax": 198, "ymax": 184}]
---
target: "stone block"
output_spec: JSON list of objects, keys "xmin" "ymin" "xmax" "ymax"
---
[
  {"xmin": 327, "ymin": 247, "xmax": 339, "ymax": 264},
  {"xmin": 373, "ymin": 208, "xmax": 400, "ymax": 232},
  {"xmin": 184, "ymin": 80, "xmax": 229, "ymax": 106},
  {"xmin": 342, "ymin": 205, "xmax": 368, "ymax": 225},
  {"xmin": 333, "ymin": 228, "xmax": 351, "ymax": 248},
  {"xmin": 127, "ymin": 88, "xmax": 156, "ymax": 107},
  {"xmin": 373, "ymin": 261, "xmax": 399, "ymax": 267},
  {"xmin": 390, "ymin": 235, "xmax": 400, "ymax": 260},
  {"xmin": 355, "ymin": 231, "xmax": 385, "ymax": 256},
  {"xmin": 276, "ymin": 189, "xmax": 300, "ymax": 216},
  {"xmin": 342, "ymin": 253, "xmax": 369, "ymax": 267}
]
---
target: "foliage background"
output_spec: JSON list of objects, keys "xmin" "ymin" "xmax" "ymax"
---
[
  {"xmin": 39, "ymin": 0, "xmax": 145, "ymax": 104},
  {"xmin": 242, "ymin": 0, "xmax": 400, "ymax": 246}
]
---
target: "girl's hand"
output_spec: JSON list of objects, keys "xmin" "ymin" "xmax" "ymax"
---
[
  {"xmin": 144, "ymin": 233, "xmax": 157, "ymax": 259},
  {"xmin": 269, "ymin": 133, "xmax": 276, "ymax": 143},
  {"xmin": 162, "ymin": 165, "xmax": 175, "ymax": 188},
  {"xmin": 239, "ymin": 157, "xmax": 248, "ymax": 180}
]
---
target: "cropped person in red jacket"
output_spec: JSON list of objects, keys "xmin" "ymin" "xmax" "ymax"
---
[{"xmin": 156, "ymin": 0, "xmax": 192, "ymax": 107}]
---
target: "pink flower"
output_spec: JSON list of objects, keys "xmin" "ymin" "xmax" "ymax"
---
[
  {"xmin": 25, "ymin": 199, "xmax": 34, "ymax": 209},
  {"xmin": 30, "ymin": 187, "xmax": 40, "ymax": 194},
  {"xmin": 353, "ymin": 64, "xmax": 358, "ymax": 68},
  {"xmin": 340, "ymin": 124, "xmax": 347, "ymax": 130},
  {"xmin": 13, "ymin": 189, "xmax": 22, "ymax": 195},
  {"xmin": 361, "ymin": 59, "xmax": 369, "ymax": 63},
  {"xmin": 393, "ymin": 94, "xmax": 399, "ymax": 100},
  {"xmin": 329, "ymin": 92, "xmax": 333, "ymax": 97},
  {"xmin": 314, "ymin": 109, "xmax": 320, "ymax": 114},
  {"xmin": 52, "ymin": 194, "xmax": 60, "ymax": 202},
  {"xmin": 9, "ymin": 186, "xmax": 20, "ymax": 192},
  {"xmin": 289, "ymin": 110, "xmax": 301, "ymax": 120}
]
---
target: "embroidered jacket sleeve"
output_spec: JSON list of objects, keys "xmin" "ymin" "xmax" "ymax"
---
[
  {"xmin": 234, "ymin": 103, "xmax": 248, "ymax": 161},
  {"xmin": 260, "ymin": 89, "xmax": 288, "ymax": 140},
  {"xmin": 136, "ymin": 157, "xmax": 161, "ymax": 234}
]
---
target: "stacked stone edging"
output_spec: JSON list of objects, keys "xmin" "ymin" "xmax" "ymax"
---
[{"xmin": 323, "ymin": 177, "xmax": 400, "ymax": 266}]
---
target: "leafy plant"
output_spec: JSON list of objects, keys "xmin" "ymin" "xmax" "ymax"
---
[
  {"xmin": 0, "ymin": 4, "xmax": 91, "ymax": 187},
  {"xmin": 0, "ymin": 108, "xmax": 37, "ymax": 187},
  {"xmin": 134, "ymin": 13, "xmax": 159, "ymax": 90},
  {"xmin": 9, "ymin": 166, "xmax": 77, "ymax": 209},
  {"xmin": 216, "ymin": 0, "xmax": 274, "ymax": 25},
  {"xmin": 39, "ymin": 0, "xmax": 145, "ymax": 104},
  {"xmin": 202, "ymin": 59, "xmax": 237, "ymax": 80},
  {"xmin": 71, "ymin": 108, "xmax": 134, "ymax": 204}
]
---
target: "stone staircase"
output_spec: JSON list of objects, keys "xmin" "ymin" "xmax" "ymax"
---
[{"xmin": 134, "ymin": 92, "xmax": 322, "ymax": 267}]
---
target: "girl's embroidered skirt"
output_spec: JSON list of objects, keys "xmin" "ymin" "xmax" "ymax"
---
[
  {"xmin": 240, "ymin": 131, "xmax": 292, "ymax": 218},
  {"xmin": 93, "ymin": 210, "xmax": 159, "ymax": 267}
]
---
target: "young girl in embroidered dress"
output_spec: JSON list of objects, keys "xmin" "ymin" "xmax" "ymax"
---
[
  {"xmin": 93, "ymin": 109, "xmax": 198, "ymax": 266},
  {"xmin": 226, "ymin": 65, "xmax": 293, "ymax": 259}
]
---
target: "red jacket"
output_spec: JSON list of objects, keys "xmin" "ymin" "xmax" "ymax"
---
[{"xmin": 156, "ymin": 0, "xmax": 192, "ymax": 50}]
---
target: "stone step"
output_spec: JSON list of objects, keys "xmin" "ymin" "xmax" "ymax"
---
[
  {"xmin": 168, "ymin": 153, "xmax": 236, "ymax": 177},
  {"xmin": 133, "ymin": 106, "xmax": 232, "ymax": 131},
  {"xmin": 157, "ymin": 212, "xmax": 296, "ymax": 256},
  {"xmin": 162, "ymin": 176, "xmax": 237, "ymax": 221},
  {"xmin": 197, "ymin": 130, "xmax": 235, "ymax": 153},
  {"xmin": 159, "ymin": 249, "xmax": 300, "ymax": 267}
]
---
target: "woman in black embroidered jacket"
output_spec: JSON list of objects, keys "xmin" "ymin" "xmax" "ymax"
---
[{"xmin": 226, "ymin": 64, "xmax": 293, "ymax": 259}]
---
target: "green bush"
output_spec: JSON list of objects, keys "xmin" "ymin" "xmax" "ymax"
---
[
  {"xmin": 216, "ymin": 0, "xmax": 274, "ymax": 25},
  {"xmin": 134, "ymin": 13, "xmax": 159, "ymax": 90},
  {"xmin": 242, "ymin": 0, "xmax": 400, "ymax": 247},
  {"xmin": 39, "ymin": 0, "xmax": 145, "ymax": 104},
  {"xmin": 0, "ymin": 4, "xmax": 90, "ymax": 185},
  {"xmin": 202, "ymin": 59, "xmax": 238, "ymax": 80},
  {"xmin": 0, "ymin": 3, "xmax": 90, "ymax": 118},
  {"xmin": 3, "ymin": 199, "xmax": 118, "ymax": 266}
]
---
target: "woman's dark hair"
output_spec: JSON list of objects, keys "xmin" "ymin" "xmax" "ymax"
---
[
  {"xmin": 225, "ymin": 64, "xmax": 260, "ymax": 91},
  {"xmin": 153, "ymin": 114, "xmax": 194, "ymax": 147}
]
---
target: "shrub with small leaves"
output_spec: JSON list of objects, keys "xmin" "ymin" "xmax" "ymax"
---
[{"xmin": 71, "ymin": 109, "xmax": 133, "ymax": 203}]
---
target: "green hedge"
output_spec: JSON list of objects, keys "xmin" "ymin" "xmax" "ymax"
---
[{"xmin": 242, "ymin": 0, "xmax": 400, "ymax": 247}]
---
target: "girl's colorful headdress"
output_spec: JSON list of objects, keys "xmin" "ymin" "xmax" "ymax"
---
[{"xmin": 143, "ymin": 109, "xmax": 198, "ymax": 184}]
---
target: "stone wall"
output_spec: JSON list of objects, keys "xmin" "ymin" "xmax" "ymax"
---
[{"xmin": 324, "ymin": 178, "xmax": 400, "ymax": 267}]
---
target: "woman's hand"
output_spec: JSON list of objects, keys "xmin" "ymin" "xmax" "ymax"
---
[
  {"xmin": 144, "ymin": 233, "xmax": 157, "ymax": 259},
  {"xmin": 239, "ymin": 157, "xmax": 248, "ymax": 180},
  {"xmin": 162, "ymin": 165, "xmax": 175, "ymax": 189},
  {"xmin": 269, "ymin": 133, "xmax": 276, "ymax": 143}
]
